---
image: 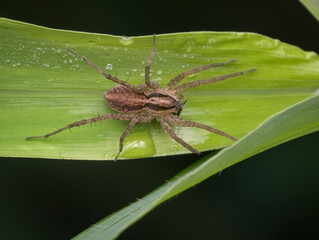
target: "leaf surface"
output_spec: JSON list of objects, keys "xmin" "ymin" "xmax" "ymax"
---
[{"xmin": 0, "ymin": 18, "xmax": 318, "ymax": 160}]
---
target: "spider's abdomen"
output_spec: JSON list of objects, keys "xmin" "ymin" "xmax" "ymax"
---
[{"xmin": 103, "ymin": 85, "xmax": 147, "ymax": 113}]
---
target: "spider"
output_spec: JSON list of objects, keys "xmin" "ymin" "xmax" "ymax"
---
[{"xmin": 26, "ymin": 34, "xmax": 256, "ymax": 160}]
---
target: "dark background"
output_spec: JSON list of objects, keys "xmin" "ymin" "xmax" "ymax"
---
[{"xmin": 1, "ymin": 0, "xmax": 319, "ymax": 239}]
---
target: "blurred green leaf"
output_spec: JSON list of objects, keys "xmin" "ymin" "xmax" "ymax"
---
[
  {"xmin": 74, "ymin": 94, "xmax": 319, "ymax": 239},
  {"xmin": 0, "ymin": 18, "xmax": 318, "ymax": 160},
  {"xmin": 300, "ymin": 0, "xmax": 319, "ymax": 21}
]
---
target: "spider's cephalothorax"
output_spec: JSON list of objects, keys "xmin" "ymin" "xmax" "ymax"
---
[{"xmin": 26, "ymin": 34, "xmax": 256, "ymax": 160}]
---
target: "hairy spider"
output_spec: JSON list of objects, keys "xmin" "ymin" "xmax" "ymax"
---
[{"xmin": 26, "ymin": 35, "xmax": 256, "ymax": 160}]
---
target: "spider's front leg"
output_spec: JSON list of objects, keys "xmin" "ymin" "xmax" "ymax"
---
[
  {"xmin": 167, "ymin": 114, "xmax": 238, "ymax": 141},
  {"xmin": 158, "ymin": 118, "xmax": 200, "ymax": 154},
  {"xmin": 175, "ymin": 68, "xmax": 256, "ymax": 93},
  {"xmin": 164, "ymin": 59, "xmax": 237, "ymax": 91},
  {"xmin": 144, "ymin": 34, "xmax": 156, "ymax": 89}
]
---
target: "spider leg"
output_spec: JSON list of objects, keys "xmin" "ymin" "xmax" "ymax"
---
[
  {"xmin": 175, "ymin": 68, "xmax": 256, "ymax": 93},
  {"xmin": 67, "ymin": 48, "xmax": 141, "ymax": 94},
  {"xmin": 165, "ymin": 59, "xmax": 237, "ymax": 90},
  {"xmin": 26, "ymin": 113, "xmax": 135, "ymax": 140},
  {"xmin": 115, "ymin": 116, "xmax": 140, "ymax": 160},
  {"xmin": 167, "ymin": 115, "xmax": 238, "ymax": 141},
  {"xmin": 158, "ymin": 119, "xmax": 199, "ymax": 154},
  {"xmin": 145, "ymin": 34, "xmax": 156, "ymax": 89}
]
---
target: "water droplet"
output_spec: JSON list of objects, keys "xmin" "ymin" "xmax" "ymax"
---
[
  {"xmin": 44, "ymin": 63, "xmax": 49, "ymax": 67},
  {"xmin": 48, "ymin": 78, "xmax": 54, "ymax": 82},
  {"xmin": 69, "ymin": 59, "xmax": 72, "ymax": 63},
  {"xmin": 119, "ymin": 36, "xmax": 133, "ymax": 46},
  {"xmin": 156, "ymin": 70, "xmax": 163, "ymax": 75},
  {"xmin": 106, "ymin": 64, "xmax": 113, "ymax": 70},
  {"xmin": 140, "ymin": 73, "xmax": 145, "ymax": 77},
  {"xmin": 184, "ymin": 40, "xmax": 195, "ymax": 53},
  {"xmin": 132, "ymin": 68, "xmax": 137, "ymax": 72}
]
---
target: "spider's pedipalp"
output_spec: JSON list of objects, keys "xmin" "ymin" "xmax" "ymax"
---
[
  {"xmin": 158, "ymin": 119, "xmax": 200, "ymax": 154},
  {"xmin": 165, "ymin": 59, "xmax": 237, "ymax": 90},
  {"xmin": 26, "ymin": 113, "xmax": 135, "ymax": 140},
  {"xmin": 66, "ymin": 48, "xmax": 141, "ymax": 94},
  {"xmin": 175, "ymin": 68, "xmax": 256, "ymax": 93},
  {"xmin": 150, "ymin": 81, "xmax": 160, "ymax": 90}
]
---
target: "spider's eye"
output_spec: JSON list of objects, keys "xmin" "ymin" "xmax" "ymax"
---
[{"xmin": 175, "ymin": 100, "xmax": 187, "ymax": 116}]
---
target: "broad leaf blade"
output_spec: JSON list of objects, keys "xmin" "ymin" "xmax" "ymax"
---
[
  {"xmin": 73, "ymin": 94, "xmax": 319, "ymax": 239},
  {"xmin": 0, "ymin": 18, "xmax": 319, "ymax": 160}
]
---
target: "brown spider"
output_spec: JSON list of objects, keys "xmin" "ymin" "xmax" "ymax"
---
[{"xmin": 26, "ymin": 35, "xmax": 256, "ymax": 160}]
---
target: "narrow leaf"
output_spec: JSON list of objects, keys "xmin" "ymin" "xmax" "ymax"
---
[
  {"xmin": 73, "ymin": 94, "xmax": 319, "ymax": 239},
  {"xmin": 300, "ymin": 0, "xmax": 319, "ymax": 21}
]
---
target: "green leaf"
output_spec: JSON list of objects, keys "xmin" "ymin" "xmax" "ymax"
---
[
  {"xmin": 300, "ymin": 0, "xmax": 319, "ymax": 21},
  {"xmin": 73, "ymin": 94, "xmax": 319, "ymax": 239},
  {"xmin": 0, "ymin": 18, "xmax": 319, "ymax": 160}
]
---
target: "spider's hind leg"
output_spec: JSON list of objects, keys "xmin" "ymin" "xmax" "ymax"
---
[
  {"xmin": 66, "ymin": 48, "xmax": 141, "ymax": 94},
  {"xmin": 26, "ymin": 113, "xmax": 135, "ymax": 140}
]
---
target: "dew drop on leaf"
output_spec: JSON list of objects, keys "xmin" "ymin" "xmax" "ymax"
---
[
  {"xmin": 106, "ymin": 64, "xmax": 113, "ymax": 70},
  {"xmin": 119, "ymin": 36, "xmax": 133, "ymax": 46}
]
